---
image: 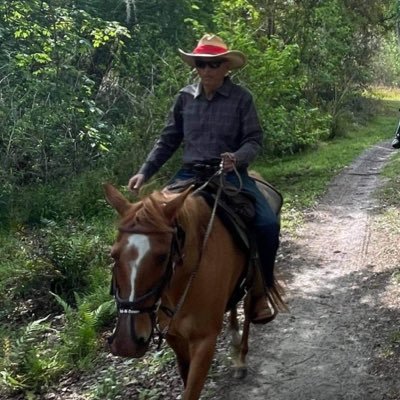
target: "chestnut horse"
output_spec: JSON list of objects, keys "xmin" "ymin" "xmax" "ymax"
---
[{"xmin": 104, "ymin": 183, "xmax": 284, "ymax": 400}]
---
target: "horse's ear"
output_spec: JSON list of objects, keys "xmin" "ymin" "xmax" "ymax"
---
[
  {"xmin": 163, "ymin": 186, "xmax": 193, "ymax": 222},
  {"xmin": 103, "ymin": 183, "xmax": 131, "ymax": 216}
]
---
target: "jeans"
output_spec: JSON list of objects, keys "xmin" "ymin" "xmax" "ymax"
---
[{"xmin": 171, "ymin": 168, "xmax": 280, "ymax": 287}]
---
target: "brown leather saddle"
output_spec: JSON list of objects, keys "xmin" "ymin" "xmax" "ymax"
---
[
  {"xmin": 166, "ymin": 172, "xmax": 282, "ymax": 251},
  {"xmin": 165, "ymin": 171, "xmax": 283, "ymax": 309}
]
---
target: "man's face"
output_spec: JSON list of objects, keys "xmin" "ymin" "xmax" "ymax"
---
[{"xmin": 195, "ymin": 58, "xmax": 230, "ymax": 88}]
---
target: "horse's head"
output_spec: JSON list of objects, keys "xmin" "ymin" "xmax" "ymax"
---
[{"xmin": 104, "ymin": 184, "xmax": 191, "ymax": 358}]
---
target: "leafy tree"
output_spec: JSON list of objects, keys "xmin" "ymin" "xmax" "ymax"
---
[
  {"xmin": 0, "ymin": 1, "xmax": 130, "ymax": 187},
  {"xmin": 211, "ymin": 0, "xmax": 330, "ymax": 153}
]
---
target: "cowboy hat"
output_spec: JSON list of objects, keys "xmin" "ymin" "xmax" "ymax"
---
[{"xmin": 178, "ymin": 34, "xmax": 246, "ymax": 70}]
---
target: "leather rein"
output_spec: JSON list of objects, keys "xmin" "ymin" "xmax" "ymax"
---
[{"xmin": 110, "ymin": 164, "xmax": 241, "ymax": 346}]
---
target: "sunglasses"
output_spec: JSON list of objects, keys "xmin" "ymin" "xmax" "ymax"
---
[{"xmin": 195, "ymin": 59, "xmax": 226, "ymax": 69}]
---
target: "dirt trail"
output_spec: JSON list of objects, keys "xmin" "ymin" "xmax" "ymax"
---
[{"xmin": 208, "ymin": 142, "xmax": 399, "ymax": 400}]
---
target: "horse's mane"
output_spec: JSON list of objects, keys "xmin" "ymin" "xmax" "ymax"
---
[
  {"xmin": 119, "ymin": 191, "xmax": 171, "ymax": 232},
  {"xmin": 119, "ymin": 190, "xmax": 208, "ymax": 233}
]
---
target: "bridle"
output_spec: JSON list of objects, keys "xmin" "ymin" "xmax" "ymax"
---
[
  {"xmin": 108, "ymin": 223, "xmax": 185, "ymax": 345},
  {"xmin": 111, "ymin": 223, "xmax": 185, "ymax": 314}
]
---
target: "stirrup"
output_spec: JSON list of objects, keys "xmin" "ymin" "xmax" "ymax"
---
[{"xmin": 250, "ymin": 296, "xmax": 276, "ymax": 325}]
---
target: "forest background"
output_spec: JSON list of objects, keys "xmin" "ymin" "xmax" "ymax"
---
[{"xmin": 0, "ymin": 0, "xmax": 400, "ymax": 398}]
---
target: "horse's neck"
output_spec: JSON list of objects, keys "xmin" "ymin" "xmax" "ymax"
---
[
  {"xmin": 159, "ymin": 197, "xmax": 211, "ymax": 309},
  {"xmin": 180, "ymin": 195, "xmax": 210, "ymax": 252}
]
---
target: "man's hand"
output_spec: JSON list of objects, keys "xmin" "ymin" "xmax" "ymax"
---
[
  {"xmin": 128, "ymin": 173, "xmax": 145, "ymax": 194},
  {"xmin": 220, "ymin": 152, "xmax": 237, "ymax": 172}
]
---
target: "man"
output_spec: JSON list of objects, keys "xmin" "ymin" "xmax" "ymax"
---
[{"xmin": 127, "ymin": 34, "xmax": 279, "ymax": 323}]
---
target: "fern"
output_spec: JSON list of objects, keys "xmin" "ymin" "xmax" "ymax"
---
[
  {"xmin": 51, "ymin": 291, "xmax": 73, "ymax": 316},
  {"xmin": 0, "ymin": 317, "xmax": 63, "ymax": 393}
]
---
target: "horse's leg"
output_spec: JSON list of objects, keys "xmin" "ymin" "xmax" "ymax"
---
[
  {"xmin": 182, "ymin": 334, "xmax": 218, "ymax": 400},
  {"xmin": 228, "ymin": 306, "xmax": 249, "ymax": 379},
  {"xmin": 238, "ymin": 306, "xmax": 251, "ymax": 379},
  {"xmin": 167, "ymin": 334, "xmax": 190, "ymax": 386},
  {"xmin": 229, "ymin": 307, "xmax": 241, "ymax": 351},
  {"xmin": 229, "ymin": 304, "xmax": 251, "ymax": 380}
]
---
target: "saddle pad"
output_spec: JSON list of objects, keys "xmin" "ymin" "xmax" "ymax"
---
[
  {"xmin": 198, "ymin": 191, "xmax": 251, "ymax": 252},
  {"xmin": 253, "ymin": 177, "xmax": 283, "ymax": 216}
]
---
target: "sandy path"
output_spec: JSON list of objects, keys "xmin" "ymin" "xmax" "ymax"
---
[{"xmin": 208, "ymin": 142, "xmax": 399, "ymax": 400}]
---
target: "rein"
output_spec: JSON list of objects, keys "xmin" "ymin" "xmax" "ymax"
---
[
  {"xmin": 111, "ymin": 162, "xmax": 243, "ymax": 348},
  {"xmin": 156, "ymin": 163, "xmax": 242, "ymax": 342}
]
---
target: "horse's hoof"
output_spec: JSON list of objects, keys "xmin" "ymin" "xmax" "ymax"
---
[{"xmin": 233, "ymin": 366, "xmax": 247, "ymax": 380}]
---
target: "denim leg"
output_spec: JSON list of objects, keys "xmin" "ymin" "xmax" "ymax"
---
[
  {"xmin": 225, "ymin": 171, "xmax": 280, "ymax": 287},
  {"xmin": 169, "ymin": 168, "xmax": 196, "ymax": 183}
]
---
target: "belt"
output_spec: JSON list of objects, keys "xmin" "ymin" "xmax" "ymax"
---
[
  {"xmin": 182, "ymin": 162, "xmax": 247, "ymax": 174},
  {"xmin": 182, "ymin": 162, "xmax": 220, "ymax": 173}
]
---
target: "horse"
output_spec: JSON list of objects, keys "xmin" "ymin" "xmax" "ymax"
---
[{"xmin": 104, "ymin": 179, "xmax": 285, "ymax": 400}]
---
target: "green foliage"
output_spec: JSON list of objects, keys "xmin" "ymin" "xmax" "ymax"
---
[
  {"xmin": 0, "ymin": 317, "xmax": 65, "ymax": 393},
  {"xmin": 375, "ymin": 146, "xmax": 400, "ymax": 245},
  {"xmin": 256, "ymin": 96, "xmax": 399, "ymax": 232},
  {"xmin": 372, "ymin": 32, "xmax": 400, "ymax": 87},
  {"xmin": 0, "ymin": 0, "xmax": 130, "ymax": 189},
  {"xmin": 38, "ymin": 219, "xmax": 110, "ymax": 305},
  {"xmin": 377, "ymin": 144, "xmax": 400, "ymax": 208},
  {"xmin": 0, "ymin": 229, "xmax": 115, "ymax": 396},
  {"xmin": 90, "ymin": 367, "xmax": 123, "ymax": 400},
  {"xmin": 54, "ymin": 293, "xmax": 115, "ymax": 368},
  {"xmin": 0, "ymin": 233, "xmax": 56, "ymax": 322},
  {"xmin": 0, "ymin": 294, "xmax": 115, "ymax": 396},
  {"xmin": 0, "ymin": 218, "xmax": 112, "ymax": 326},
  {"xmin": 8, "ymin": 168, "xmax": 114, "ymax": 225}
]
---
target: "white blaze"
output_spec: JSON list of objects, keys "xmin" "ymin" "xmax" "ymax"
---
[{"xmin": 126, "ymin": 234, "xmax": 151, "ymax": 301}]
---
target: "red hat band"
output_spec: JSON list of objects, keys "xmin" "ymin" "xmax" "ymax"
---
[{"xmin": 193, "ymin": 44, "xmax": 227, "ymax": 55}]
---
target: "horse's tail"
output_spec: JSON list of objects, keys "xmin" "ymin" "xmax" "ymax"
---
[{"xmin": 266, "ymin": 279, "xmax": 288, "ymax": 313}]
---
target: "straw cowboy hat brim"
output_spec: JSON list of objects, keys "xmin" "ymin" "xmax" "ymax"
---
[
  {"xmin": 178, "ymin": 34, "xmax": 247, "ymax": 70},
  {"xmin": 178, "ymin": 49, "xmax": 246, "ymax": 69}
]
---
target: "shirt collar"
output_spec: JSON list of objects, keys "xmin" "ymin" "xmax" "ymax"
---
[{"xmin": 182, "ymin": 76, "xmax": 233, "ymax": 99}]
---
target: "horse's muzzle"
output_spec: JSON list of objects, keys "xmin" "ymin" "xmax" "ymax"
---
[
  {"xmin": 107, "ymin": 313, "xmax": 153, "ymax": 358},
  {"xmin": 108, "ymin": 333, "xmax": 150, "ymax": 358}
]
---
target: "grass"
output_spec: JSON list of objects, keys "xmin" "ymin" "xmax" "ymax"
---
[{"xmin": 256, "ymin": 94, "xmax": 400, "ymax": 231}]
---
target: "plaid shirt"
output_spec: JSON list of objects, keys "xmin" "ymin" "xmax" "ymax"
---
[{"xmin": 138, "ymin": 76, "xmax": 263, "ymax": 180}]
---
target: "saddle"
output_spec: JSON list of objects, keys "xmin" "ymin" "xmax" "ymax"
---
[
  {"xmin": 166, "ymin": 169, "xmax": 282, "ymax": 249},
  {"xmin": 165, "ymin": 168, "xmax": 283, "ymax": 310}
]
